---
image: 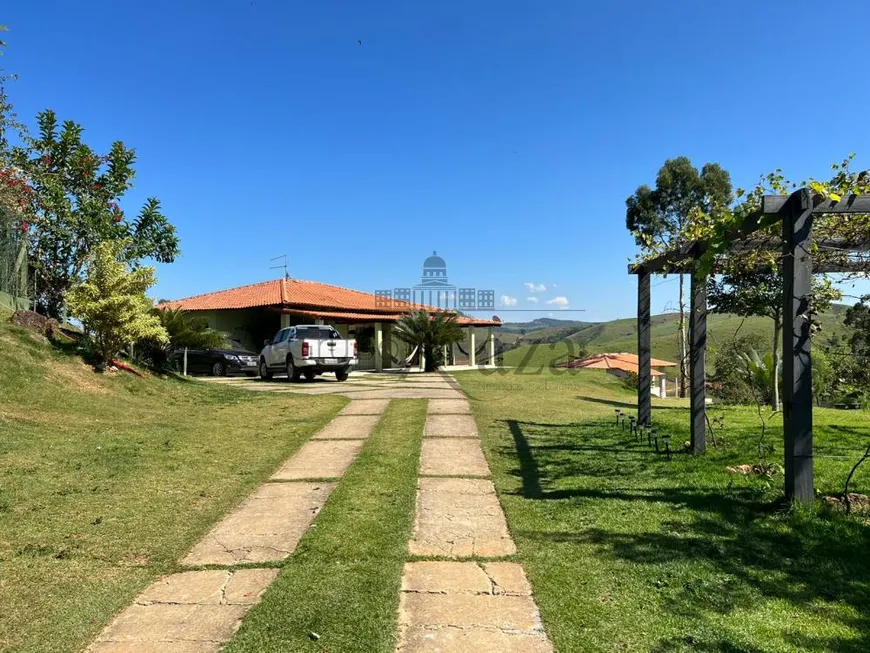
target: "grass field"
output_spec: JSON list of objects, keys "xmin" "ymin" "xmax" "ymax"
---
[
  {"xmin": 455, "ymin": 368, "xmax": 870, "ymax": 652},
  {"xmin": 501, "ymin": 309, "xmax": 847, "ymax": 371},
  {"xmin": 0, "ymin": 313, "xmax": 345, "ymax": 652}
]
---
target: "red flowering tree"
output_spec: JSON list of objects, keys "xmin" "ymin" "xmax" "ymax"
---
[{"xmin": 13, "ymin": 110, "xmax": 180, "ymax": 317}]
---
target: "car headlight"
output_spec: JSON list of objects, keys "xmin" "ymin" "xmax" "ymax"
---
[{"xmin": 223, "ymin": 354, "xmax": 239, "ymax": 361}]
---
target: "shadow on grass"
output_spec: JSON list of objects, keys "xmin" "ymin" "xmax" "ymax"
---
[
  {"xmin": 504, "ymin": 417, "xmax": 870, "ymax": 652},
  {"xmin": 580, "ymin": 396, "xmax": 688, "ymax": 411}
]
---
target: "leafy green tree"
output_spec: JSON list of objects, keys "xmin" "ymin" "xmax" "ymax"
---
[
  {"xmin": 626, "ymin": 157, "xmax": 732, "ymax": 397},
  {"xmin": 844, "ymin": 296, "xmax": 870, "ymax": 387},
  {"xmin": 66, "ymin": 239, "xmax": 167, "ymax": 366},
  {"xmin": 812, "ymin": 348, "xmax": 836, "ymax": 407},
  {"xmin": 707, "ymin": 269, "xmax": 839, "ymax": 410},
  {"xmin": 710, "ymin": 331, "xmax": 767, "ymax": 405},
  {"xmin": 140, "ymin": 307, "xmax": 225, "ymax": 370},
  {"xmin": 14, "ymin": 110, "xmax": 179, "ymax": 318},
  {"xmin": 393, "ymin": 310, "xmax": 465, "ymax": 373}
]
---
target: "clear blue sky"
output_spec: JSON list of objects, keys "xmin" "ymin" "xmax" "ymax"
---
[{"xmin": 4, "ymin": 1, "xmax": 869, "ymax": 321}]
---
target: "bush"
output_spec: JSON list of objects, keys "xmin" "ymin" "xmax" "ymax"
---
[
  {"xmin": 622, "ymin": 371, "xmax": 639, "ymax": 391},
  {"xmin": 711, "ymin": 332, "xmax": 768, "ymax": 404}
]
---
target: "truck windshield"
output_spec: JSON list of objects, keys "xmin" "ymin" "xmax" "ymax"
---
[{"xmin": 296, "ymin": 327, "xmax": 341, "ymax": 340}]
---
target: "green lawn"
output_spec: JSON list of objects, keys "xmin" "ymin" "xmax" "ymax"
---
[
  {"xmin": 224, "ymin": 399, "xmax": 426, "ymax": 652},
  {"xmin": 455, "ymin": 368, "xmax": 870, "ymax": 652},
  {"xmin": 0, "ymin": 316, "xmax": 345, "ymax": 652}
]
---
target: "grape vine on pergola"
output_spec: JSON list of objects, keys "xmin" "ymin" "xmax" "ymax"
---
[{"xmin": 629, "ymin": 188, "xmax": 870, "ymax": 504}]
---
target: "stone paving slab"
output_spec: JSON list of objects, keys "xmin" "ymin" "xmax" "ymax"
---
[
  {"xmin": 409, "ymin": 478, "xmax": 516, "ymax": 557},
  {"xmin": 424, "ymin": 413, "xmax": 478, "ymax": 438},
  {"xmin": 420, "ymin": 439, "xmax": 489, "ymax": 477},
  {"xmin": 339, "ymin": 399, "xmax": 391, "ymax": 415},
  {"xmin": 346, "ymin": 388, "xmax": 465, "ymax": 400},
  {"xmin": 182, "ymin": 482, "xmax": 335, "ymax": 565},
  {"xmin": 312, "ymin": 414, "xmax": 381, "ymax": 439},
  {"xmin": 396, "ymin": 562, "xmax": 551, "ymax": 653},
  {"xmin": 271, "ymin": 440, "xmax": 364, "ymax": 480},
  {"xmin": 427, "ymin": 399, "xmax": 472, "ymax": 414},
  {"xmin": 396, "ymin": 627, "xmax": 553, "ymax": 653},
  {"xmin": 90, "ymin": 569, "xmax": 277, "ymax": 652}
]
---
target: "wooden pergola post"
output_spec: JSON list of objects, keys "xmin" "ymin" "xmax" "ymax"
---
[
  {"xmin": 782, "ymin": 189, "xmax": 815, "ymax": 503},
  {"xmin": 689, "ymin": 271, "xmax": 707, "ymax": 454},
  {"xmin": 637, "ymin": 268, "xmax": 652, "ymax": 426}
]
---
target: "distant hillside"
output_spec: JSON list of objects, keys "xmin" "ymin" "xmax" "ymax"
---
[{"xmin": 500, "ymin": 308, "xmax": 848, "ymax": 371}]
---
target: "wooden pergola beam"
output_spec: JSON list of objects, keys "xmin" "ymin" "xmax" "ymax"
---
[
  {"xmin": 690, "ymin": 272, "xmax": 707, "ymax": 454},
  {"xmin": 782, "ymin": 189, "xmax": 815, "ymax": 502},
  {"xmin": 637, "ymin": 269, "xmax": 651, "ymax": 427},
  {"xmin": 627, "ymin": 188, "xmax": 870, "ymax": 504},
  {"xmin": 630, "ymin": 193, "xmax": 870, "ymax": 276}
]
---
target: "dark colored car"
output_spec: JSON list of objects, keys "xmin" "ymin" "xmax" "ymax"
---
[{"xmin": 171, "ymin": 348, "xmax": 260, "ymax": 377}]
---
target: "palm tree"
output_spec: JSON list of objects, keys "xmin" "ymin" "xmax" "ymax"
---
[
  {"xmin": 142, "ymin": 307, "xmax": 226, "ymax": 369},
  {"xmin": 739, "ymin": 348, "xmax": 782, "ymax": 407},
  {"xmin": 393, "ymin": 310, "xmax": 465, "ymax": 372}
]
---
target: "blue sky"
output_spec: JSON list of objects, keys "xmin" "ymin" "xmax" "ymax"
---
[{"xmin": 3, "ymin": 1, "xmax": 869, "ymax": 321}]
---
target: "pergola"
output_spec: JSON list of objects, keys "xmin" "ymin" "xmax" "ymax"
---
[{"xmin": 629, "ymin": 188, "xmax": 870, "ymax": 503}]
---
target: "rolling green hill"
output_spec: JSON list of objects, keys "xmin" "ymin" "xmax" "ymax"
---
[{"xmin": 500, "ymin": 308, "xmax": 848, "ymax": 370}]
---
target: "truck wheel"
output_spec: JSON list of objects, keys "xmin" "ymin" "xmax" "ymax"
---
[
  {"xmin": 335, "ymin": 368, "xmax": 349, "ymax": 382},
  {"xmin": 286, "ymin": 356, "xmax": 301, "ymax": 382},
  {"xmin": 303, "ymin": 370, "xmax": 316, "ymax": 382},
  {"xmin": 259, "ymin": 358, "xmax": 272, "ymax": 380},
  {"xmin": 212, "ymin": 361, "xmax": 226, "ymax": 377}
]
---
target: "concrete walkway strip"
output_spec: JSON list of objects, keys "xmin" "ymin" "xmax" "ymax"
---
[
  {"xmin": 420, "ymin": 439, "xmax": 489, "ymax": 477},
  {"xmin": 397, "ymin": 562, "xmax": 552, "ymax": 653},
  {"xmin": 88, "ymin": 569, "xmax": 277, "ymax": 653},
  {"xmin": 181, "ymin": 482, "xmax": 336, "ymax": 566},
  {"xmin": 427, "ymin": 399, "xmax": 472, "ymax": 414},
  {"xmin": 271, "ymin": 440, "xmax": 365, "ymax": 480},
  {"xmin": 408, "ymin": 478, "xmax": 516, "ymax": 557},
  {"xmin": 339, "ymin": 398, "xmax": 391, "ymax": 415},
  {"xmin": 313, "ymin": 414, "xmax": 382, "ymax": 439},
  {"xmin": 424, "ymin": 413, "xmax": 479, "ymax": 438}
]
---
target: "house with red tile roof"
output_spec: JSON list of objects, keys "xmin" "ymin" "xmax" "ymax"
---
[{"xmin": 159, "ymin": 277, "xmax": 500, "ymax": 370}]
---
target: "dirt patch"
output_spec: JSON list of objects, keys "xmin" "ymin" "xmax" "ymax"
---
[
  {"xmin": 52, "ymin": 360, "xmax": 110, "ymax": 394},
  {"xmin": 10, "ymin": 310, "xmax": 59, "ymax": 338},
  {"xmin": 823, "ymin": 493, "xmax": 870, "ymax": 512},
  {"xmin": 726, "ymin": 463, "xmax": 781, "ymax": 477}
]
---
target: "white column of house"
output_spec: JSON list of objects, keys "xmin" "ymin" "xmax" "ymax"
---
[
  {"xmin": 468, "ymin": 326, "xmax": 476, "ymax": 366},
  {"xmin": 374, "ymin": 322, "xmax": 384, "ymax": 371},
  {"xmin": 487, "ymin": 327, "xmax": 495, "ymax": 366},
  {"xmin": 280, "ymin": 313, "xmax": 292, "ymax": 329}
]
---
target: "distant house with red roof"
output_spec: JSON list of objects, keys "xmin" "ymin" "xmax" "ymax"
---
[{"xmin": 159, "ymin": 277, "xmax": 500, "ymax": 370}]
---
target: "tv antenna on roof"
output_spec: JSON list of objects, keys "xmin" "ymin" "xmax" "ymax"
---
[{"xmin": 270, "ymin": 254, "xmax": 289, "ymax": 280}]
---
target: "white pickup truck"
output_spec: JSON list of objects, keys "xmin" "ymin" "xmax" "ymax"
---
[{"xmin": 258, "ymin": 324, "xmax": 358, "ymax": 382}]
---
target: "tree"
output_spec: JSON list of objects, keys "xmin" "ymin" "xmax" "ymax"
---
[
  {"xmin": 710, "ymin": 331, "xmax": 768, "ymax": 405},
  {"xmin": 14, "ymin": 110, "xmax": 179, "ymax": 318},
  {"xmin": 139, "ymin": 307, "xmax": 226, "ymax": 370},
  {"xmin": 393, "ymin": 310, "xmax": 465, "ymax": 373},
  {"xmin": 739, "ymin": 348, "xmax": 781, "ymax": 408},
  {"xmin": 707, "ymin": 270, "xmax": 838, "ymax": 410},
  {"xmin": 843, "ymin": 296, "xmax": 870, "ymax": 389},
  {"xmin": 626, "ymin": 157, "xmax": 732, "ymax": 397},
  {"xmin": 66, "ymin": 239, "xmax": 167, "ymax": 366}
]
